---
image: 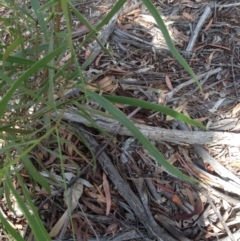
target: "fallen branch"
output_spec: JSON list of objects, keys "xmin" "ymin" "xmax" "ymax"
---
[{"xmin": 52, "ymin": 110, "xmax": 240, "ymax": 147}]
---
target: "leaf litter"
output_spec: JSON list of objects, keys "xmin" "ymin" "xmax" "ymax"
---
[{"xmin": 2, "ymin": 0, "xmax": 240, "ymax": 240}]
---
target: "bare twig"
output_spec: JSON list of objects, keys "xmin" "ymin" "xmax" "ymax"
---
[
  {"xmin": 165, "ymin": 67, "xmax": 222, "ymax": 102},
  {"xmin": 84, "ymin": 10, "xmax": 121, "ymax": 67},
  {"xmin": 194, "ymin": 145, "xmax": 240, "ymax": 186},
  {"xmin": 201, "ymin": 189, "xmax": 236, "ymax": 241},
  {"xmin": 185, "ymin": 6, "xmax": 211, "ymax": 54},
  {"xmin": 176, "ymin": 121, "xmax": 240, "ymax": 186},
  {"xmin": 231, "ymin": 55, "xmax": 238, "ymax": 96}
]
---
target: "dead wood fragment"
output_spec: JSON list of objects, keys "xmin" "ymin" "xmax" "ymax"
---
[
  {"xmin": 83, "ymin": 10, "xmax": 121, "ymax": 68},
  {"xmin": 194, "ymin": 145, "xmax": 240, "ymax": 186},
  {"xmin": 71, "ymin": 122, "xmax": 177, "ymax": 241},
  {"xmin": 185, "ymin": 6, "xmax": 211, "ymax": 55},
  {"xmin": 166, "ymin": 67, "xmax": 222, "ymax": 102},
  {"xmin": 201, "ymin": 189, "xmax": 235, "ymax": 241},
  {"xmin": 53, "ymin": 110, "xmax": 240, "ymax": 147},
  {"xmin": 193, "ymin": 165, "xmax": 240, "ymax": 196}
]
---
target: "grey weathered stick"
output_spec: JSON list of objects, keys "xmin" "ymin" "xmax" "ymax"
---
[
  {"xmin": 84, "ymin": 10, "xmax": 121, "ymax": 67},
  {"xmin": 194, "ymin": 145, "xmax": 240, "ymax": 186},
  {"xmin": 165, "ymin": 67, "xmax": 222, "ymax": 101},
  {"xmin": 176, "ymin": 121, "xmax": 240, "ymax": 186},
  {"xmin": 193, "ymin": 165, "xmax": 240, "ymax": 196},
  {"xmin": 201, "ymin": 189, "xmax": 235, "ymax": 241},
  {"xmin": 185, "ymin": 6, "xmax": 211, "ymax": 54},
  {"xmin": 52, "ymin": 110, "xmax": 240, "ymax": 147}
]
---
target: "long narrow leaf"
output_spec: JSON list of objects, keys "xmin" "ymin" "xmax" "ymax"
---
[
  {"xmin": 0, "ymin": 44, "xmax": 67, "ymax": 118},
  {"xmin": 30, "ymin": 0, "xmax": 48, "ymax": 37},
  {"xmin": 104, "ymin": 95, "xmax": 206, "ymax": 129},
  {"xmin": 6, "ymin": 174, "xmax": 51, "ymax": 241},
  {"xmin": 2, "ymin": 37, "xmax": 24, "ymax": 64},
  {"xmin": 141, "ymin": 0, "xmax": 201, "ymax": 89},
  {"xmin": 15, "ymin": 145, "xmax": 50, "ymax": 192},
  {"xmin": 86, "ymin": 89, "xmax": 198, "ymax": 183},
  {"xmin": 0, "ymin": 210, "xmax": 25, "ymax": 241},
  {"xmin": 75, "ymin": 0, "xmax": 127, "ymax": 51}
]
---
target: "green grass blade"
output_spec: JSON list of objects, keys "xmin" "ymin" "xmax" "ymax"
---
[
  {"xmin": 0, "ymin": 54, "xmax": 35, "ymax": 66},
  {"xmin": 2, "ymin": 37, "xmax": 24, "ymax": 64},
  {"xmin": 0, "ymin": 125, "xmax": 33, "ymax": 134},
  {"xmin": 0, "ymin": 211, "xmax": 25, "ymax": 241},
  {"xmin": 30, "ymin": 0, "xmax": 48, "ymax": 37},
  {"xmin": 0, "ymin": 71, "xmax": 55, "ymax": 108},
  {"xmin": 38, "ymin": 0, "xmax": 59, "ymax": 12},
  {"xmin": 141, "ymin": 0, "xmax": 201, "ymax": 90},
  {"xmin": 0, "ymin": 44, "xmax": 67, "ymax": 118},
  {"xmin": 6, "ymin": 174, "xmax": 51, "ymax": 241},
  {"xmin": 15, "ymin": 145, "xmax": 50, "ymax": 192},
  {"xmin": 0, "ymin": 125, "xmax": 56, "ymax": 180},
  {"xmin": 73, "ymin": 0, "xmax": 127, "ymax": 52},
  {"xmin": 104, "ymin": 95, "xmax": 206, "ymax": 129},
  {"xmin": 86, "ymin": 89, "xmax": 198, "ymax": 183}
]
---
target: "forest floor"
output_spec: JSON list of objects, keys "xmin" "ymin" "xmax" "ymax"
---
[{"xmin": 2, "ymin": 0, "xmax": 240, "ymax": 241}]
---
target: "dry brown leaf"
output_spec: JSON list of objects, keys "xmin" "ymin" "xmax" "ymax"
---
[
  {"xmin": 102, "ymin": 172, "xmax": 111, "ymax": 216},
  {"xmin": 66, "ymin": 133, "xmax": 73, "ymax": 156},
  {"xmin": 172, "ymin": 194, "xmax": 183, "ymax": 206},
  {"xmin": 167, "ymin": 153, "xmax": 177, "ymax": 165},
  {"xmin": 204, "ymin": 92, "xmax": 210, "ymax": 100},
  {"xmin": 120, "ymin": 23, "xmax": 133, "ymax": 31},
  {"xmin": 49, "ymin": 183, "xmax": 83, "ymax": 237},
  {"xmin": 182, "ymin": 11, "xmax": 193, "ymax": 21},
  {"xmin": 154, "ymin": 183, "xmax": 175, "ymax": 194},
  {"xmin": 194, "ymin": 116, "xmax": 209, "ymax": 122},
  {"xmin": 85, "ymin": 84, "xmax": 98, "ymax": 91},
  {"xmin": 185, "ymin": 187, "xmax": 195, "ymax": 207},
  {"xmin": 182, "ymin": 108, "xmax": 192, "ymax": 131},
  {"xmin": 85, "ymin": 48, "xmax": 91, "ymax": 59},
  {"xmin": 175, "ymin": 199, "xmax": 204, "ymax": 220},
  {"xmin": 194, "ymin": 43, "xmax": 231, "ymax": 52},
  {"xmin": 232, "ymin": 103, "xmax": 240, "ymax": 116},
  {"xmin": 105, "ymin": 223, "xmax": 119, "ymax": 235},
  {"xmin": 166, "ymin": 103, "xmax": 187, "ymax": 121},
  {"xmin": 85, "ymin": 189, "xmax": 107, "ymax": 203},
  {"xmin": 95, "ymin": 52, "xmax": 104, "ymax": 66},
  {"xmin": 81, "ymin": 198, "xmax": 105, "ymax": 215},
  {"xmin": 206, "ymin": 51, "xmax": 216, "ymax": 69},
  {"xmin": 204, "ymin": 17, "xmax": 213, "ymax": 31},
  {"xmin": 165, "ymin": 74, "xmax": 173, "ymax": 91},
  {"xmin": 98, "ymin": 75, "xmax": 118, "ymax": 92}
]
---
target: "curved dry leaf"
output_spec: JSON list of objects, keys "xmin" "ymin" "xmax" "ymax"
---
[
  {"xmin": 98, "ymin": 75, "xmax": 118, "ymax": 92},
  {"xmin": 165, "ymin": 74, "xmax": 173, "ymax": 91},
  {"xmin": 204, "ymin": 17, "xmax": 213, "ymax": 31},
  {"xmin": 182, "ymin": 11, "xmax": 193, "ymax": 21},
  {"xmin": 85, "ymin": 84, "xmax": 98, "ymax": 91},
  {"xmin": 232, "ymin": 103, "xmax": 240, "ymax": 116},
  {"xmin": 175, "ymin": 199, "xmax": 204, "ymax": 220},
  {"xmin": 172, "ymin": 194, "xmax": 183, "ymax": 206},
  {"xmin": 49, "ymin": 183, "xmax": 83, "ymax": 237},
  {"xmin": 95, "ymin": 52, "xmax": 104, "ymax": 66},
  {"xmin": 81, "ymin": 198, "xmax": 105, "ymax": 215},
  {"xmin": 105, "ymin": 223, "xmax": 118, "ymax": 235},
  {"xmin": 103, "ymin": 172, "xmax": 111, "ymax": 216}
]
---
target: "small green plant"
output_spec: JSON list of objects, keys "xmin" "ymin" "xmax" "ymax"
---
[{"xmin": 0, "ymin": 0, "xmax": 204, "ymax": 240}]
